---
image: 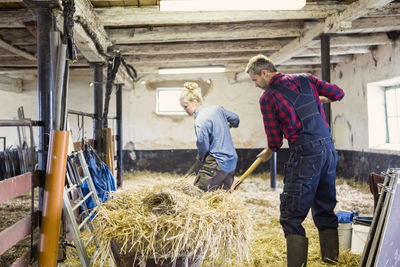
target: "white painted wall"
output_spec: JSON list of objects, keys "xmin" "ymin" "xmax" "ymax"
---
[
  {"xmin": 1, "ymin": 39, "xmax": 399, "ymax": 154},
  {"xmin": 331, "ymin": 39, "xmax": 400, "ymax": 153}
]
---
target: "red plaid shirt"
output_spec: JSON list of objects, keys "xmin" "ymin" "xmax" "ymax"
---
[{"xmin": 260, "ymin": 73, "xmax": 344, "ymax": 151}]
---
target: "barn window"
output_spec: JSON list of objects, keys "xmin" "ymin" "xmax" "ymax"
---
[
  {"xmin": 384, "ymin": 85, "xmax": 400, "ymax": 144},
  {"xmin": 156, "ymin": 87, "xmax": 202, "ymax": 115},
  {"xmin": 368, "ymin": 78, "xmax": 400, "ymax": 151}
]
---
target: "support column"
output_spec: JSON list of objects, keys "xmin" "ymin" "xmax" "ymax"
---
[
  {"xmin": 116, "ymin": 84, "xmax": 123, "ymax": 187},
  {"xmin": 36, "ymin": 7, "xmax": 54, "ymax": 212},
  {"xmin": 91, "ymin": 62, "xmax": 104, "ymax": 151},
  {"xmin": 321, "ymin": 35, "xmax": 331, "ymax": 126}
]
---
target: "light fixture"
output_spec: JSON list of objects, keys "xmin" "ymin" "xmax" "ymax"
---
[
  {"xmin": 158, "ymin": 66, "xmax": 226, "ymax": 74},
  {"xmin": 160, "ymin": 0, "xmax": 306, "ymax": 11}
]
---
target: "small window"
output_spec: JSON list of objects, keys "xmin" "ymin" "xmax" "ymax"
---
[
  {"xmin": 385, "ymin": 85, "xmax": 400, "ymax": 144},
  {"xmin": 156, "ymin": 87, "xmax": 201, "ymax": 115}
]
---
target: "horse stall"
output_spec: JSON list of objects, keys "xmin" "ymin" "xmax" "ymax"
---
[{"xmin": 2, "ymin": 0, "xmax": 400, "ymax": 266}]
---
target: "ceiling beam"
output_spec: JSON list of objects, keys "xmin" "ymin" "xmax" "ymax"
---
[
  {"xmin": 116, "ymin": 39, "xmax": 291, "ymax": 55},
  {"xmin": 0, "ymin": 75, "xmax": 23, "ymax": 93},
  {"xmin": 116, "ymin": 33, "xmax": 391, "ymax": 55},
  {"xmin": 125, "ymin": 52, "xmax": 352, "ymax": 65},
  {"xmin": 0, "ymin": 10, "xmax": 33, "ymax": 28},
  {"xmin": 97, "ymin": 2, "xmax": 400, "ymax": 26},
  {"xmin": 299, "ymin": 46, "xmax": 371, "ymax": 57},
  {"xmin": 133, "ymin": 63, "xmax": 322, "ymax": 74},
  {"xmin": 55, "ymin": 0, "xmax": 134, "ymax": 88},
  {"xmin": 108, "ymin": 21, "xmax": 305, "ymax": 44},
  {"xmin": 0, "ymin": 36, "xmax": 36, "ymax": 61},
  {"xmin": 270, "ymin": 0, "xmax": 394, "ymax": 64},
  {"xmin": 57, "ymin": 0, "xmax": 111, "ymax": 62},
  {"xmin": 97, "ymin": 3, "xmax": 346, "ymax": 26},
  {"xmin": 332, "ymin": 15, "xmax": 400, "ymax": 34}
]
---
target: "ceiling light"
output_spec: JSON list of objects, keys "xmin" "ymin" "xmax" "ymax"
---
[
  {"xmin": 158, "ymin": 66, "xmax": 226, "ymax": 74},
  {"xmin": 160, "ymin": 0, "xmax": 306, "ymax": 11}
]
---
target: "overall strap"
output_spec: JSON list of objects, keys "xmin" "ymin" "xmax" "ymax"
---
[
  {"xmin": 269, "ymin": 75, "xmax": 319, "ymax": 121},
  {"xmin": 269, "ymin": 83, "xmax": 300, "ymax": 105}
]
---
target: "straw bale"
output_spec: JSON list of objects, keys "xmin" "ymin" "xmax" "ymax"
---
[{"xmin": 92, "ymin": 179, "xmax": 251, "ymax": 266}]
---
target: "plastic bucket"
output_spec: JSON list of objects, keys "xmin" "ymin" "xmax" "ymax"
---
[
  {"xmin": 338, "ymin": 223, "xmax": 352, "ymax": 249},
  {"xmin": 351, "ymin": 224, "xmax": 370, "ymax": 255}
]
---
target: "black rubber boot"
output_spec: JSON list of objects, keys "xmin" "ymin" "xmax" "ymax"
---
[
  {"xmin": 287, "ymin": 234, "xmax": 308, "ymax": 267},
  {"xmin": 319, "ymin": 228, "xmax": 339, "ymax": 264}
]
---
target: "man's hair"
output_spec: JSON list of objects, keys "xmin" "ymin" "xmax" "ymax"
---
[{"xmin": 245, "ymin": 54, "xmax": 277, "ymax": 74}]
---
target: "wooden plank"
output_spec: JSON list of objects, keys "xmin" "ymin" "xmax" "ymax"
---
[
  {"xmin": 0, "ymin": 172, "xmax": 36, "ymax": 204},
  {"xmin": 114, "ymin": 33, "xmax": 390, "ymax": 57},
  {"xmin": 333, "ymin": 15, "xmax": 400, "ymax": 34},
  {"xmin": 299, "ymin": 46, "xmax": 371, "ymax": 57},
  {"xmin": 56, "ymin": 0, "xmax": 111, "ymax": 62},
  {"xmin": 124, "ymin": 52, "xmax": 352, "ymax": 65},
  {"xmin": 97, "ymin": 3, "xmax": 347, "ymax": 26},
  {"xmin": 108, "ymin": 21, "xmax": 304, "ymax": 44},
  {"xmin": 10, "ymin": 242, "xmax": 38, "ymax": 267},
  {"xmin": 270, "ymin": 0, "xmax": 393, "ymax": 64},
  {"xmin": 0, "ymin": 212, "xmax": 38, "ymax": 255},
  {"xmin": 116, "ymin": 39, "xmax": 290, "ymax": 55},
  {"xmin": 0, "ymin": 37, "xmax": 36, "ymax": 61},
  {"xmin": 0, "ymin": 10, "xmax": 33, "ymax": 28}
]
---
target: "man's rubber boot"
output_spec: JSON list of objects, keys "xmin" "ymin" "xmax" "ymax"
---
[
  {"xmin": 287, "ymin": 234, "xmax": 308, "ymax": 267},
  {"xmin": 319, "ymin": 228, "xmax": 339, "ymax": 264}
]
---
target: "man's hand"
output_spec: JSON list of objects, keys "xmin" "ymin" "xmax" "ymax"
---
[
  {"xmin": 319, "ymin": 96, "xmax": 332, "ymax": 103},
  {"xmin": 257, "ymin": 148, "xmax": 273, "ymax": 162}
]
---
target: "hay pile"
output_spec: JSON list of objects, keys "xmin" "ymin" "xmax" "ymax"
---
[{"xmin": 92, "ymin": 180, "xmax": 251, "ymax": 266}]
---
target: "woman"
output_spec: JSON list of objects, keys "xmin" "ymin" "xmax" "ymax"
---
[{"xmin": 180, "ymin": 82, "xmax": 240, "ymax": 191}]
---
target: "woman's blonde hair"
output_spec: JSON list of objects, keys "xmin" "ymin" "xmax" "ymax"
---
[{"xmin": 180, "ymin": 82, "xmax": 203, "ymax": 105}]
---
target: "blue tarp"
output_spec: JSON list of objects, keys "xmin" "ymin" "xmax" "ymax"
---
[{"xmin": 81, "ymin": 151, "xmax": 116, "ymax": 212}]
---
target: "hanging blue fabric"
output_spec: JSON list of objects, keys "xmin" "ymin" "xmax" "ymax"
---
[{"xmin": 81, "ymin": 149, "xmax": 116, "ymax": 216}]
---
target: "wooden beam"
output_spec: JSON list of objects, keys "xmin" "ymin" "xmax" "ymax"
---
[
  {"xmin": 57, "ymin": 0, "xmax": 111, "ymax": 62},
  {"xmin": 270, "ymin": 0, "xmax": 393, "ymax": 64},
  {"xmin": 116, "ymin": 33, "xmax": 390, "ymax": 56},
  {"xmin": 97, "ymin": 3, "xmax": 347, "ymax": 26},
  {"xmin": 108, "ymin": 21, "xmax": 304, "ymax": 44},
  {"xmin": 97, "ymin": 2, "xmax": 400, "ymax": 26},
  {"xmin": 125, "ymin": 52, "xmax": 351, "ymax": 66},
  {"xmin": 0, "ymin": 10, "xmax": 33, "ymax": 28},
  {"xmin": 0, "ymin": 37, "xmax": 36, "ymax": 61},
  {"xmin": 0, "ymin": 173, "xmax": 37, "ymax": 204},
  {"xmin": 134, "ymin": 63, "xmax": 321, "ymax": 74},
  {"xmin": 310, "ymin": 33, "xmax": 392, "ymax": 48},
  {"xmin": 56, "ymin": 0, "xmax": 134, "ymax": 88},
  {"xmin": 125, "ymin": 51, "xmax": 272, "ymax": 64},
  {"xmin": 0, "ymin": 211, "xmax": 39, "ymax": 256},
  {"xmin": 299, "ymin": 46, "xmax": 371, "ymax": 57},
  {"xmin": 0, "ymin": 74, "xmax": 23, "ymax": 93},
  {"xmin": 333, "ymin": 15, "xmax": 400, "ymax": 34},
  {"xmin": 279, "ymin": 55, "xmax": 353, "ymax": 65},
  {"xmin": 116, "ymin": 39, "xmax": 290, "ymax": 55}
]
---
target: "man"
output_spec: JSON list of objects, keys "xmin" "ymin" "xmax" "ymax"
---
[
  {"xmin": 245, "ymin": 55, "xmax": 344, "ymax": 266},
  {"xmin": 180, "ymin": 82, "xmax": 239, "ymax": 192}
]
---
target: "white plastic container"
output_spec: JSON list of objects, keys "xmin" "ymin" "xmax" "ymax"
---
[
  {"xmin": 338, "ymin": 223, "xmax": 352, "ymax": 249},
  {"xmin": 351, "ymin": 224, "xmax": 370, "ymax": 255}
]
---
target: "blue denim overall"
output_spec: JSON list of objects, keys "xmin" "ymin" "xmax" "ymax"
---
[{"xmin": 270, "ymin": 75, "xmax": 339, "ymax": 237}]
